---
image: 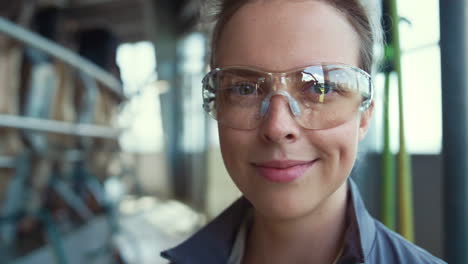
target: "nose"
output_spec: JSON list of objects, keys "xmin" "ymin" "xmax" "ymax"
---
[{"xmin": 258, "ymin": 95, "xmax": 300, "ymax": 143}]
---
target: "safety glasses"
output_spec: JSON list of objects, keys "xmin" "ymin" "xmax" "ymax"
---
[{"xmin": 202, "ymin": 63, "xmax": 373, "ymax": 130}]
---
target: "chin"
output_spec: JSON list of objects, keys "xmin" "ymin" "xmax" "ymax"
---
[
  {"xmin": 241, "ymin": 171, "xmax": 349, "ymax": 221},
  {"xmin": 256, "ymin": 199, "xmax": 319, "ymax": 221}
]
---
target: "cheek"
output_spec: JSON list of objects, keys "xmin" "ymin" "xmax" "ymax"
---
[
  {"xmin": 218, "ymin": 127, "xmax": 235, "ymax": 170},
  {"xmin": 218, "ymin": 126, "xmax": 252, "ymax": 180},
  {"xmin": 310, "ymin": 118, "xmax": 360, "ymax": 175}
]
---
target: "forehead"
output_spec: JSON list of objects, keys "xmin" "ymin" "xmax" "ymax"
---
[{"xmin": 216, "ymin": 0, "xmax": 361, "ymax": 72}]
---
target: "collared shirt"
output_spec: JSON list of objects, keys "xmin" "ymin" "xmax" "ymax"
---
[
  {"xmin": 161, "ymin": 179, "xmax": 447, "ymax": 264},
  {"xmin": 226, "ymin": 204, "xmax": 345, "ymax": 264},
  {"xmin": 226, "ymin": 208, "xmax": 252, "ymax": 264}
]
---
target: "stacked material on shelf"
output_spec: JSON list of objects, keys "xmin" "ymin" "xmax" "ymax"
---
[
  {"xmin": 0, "ymin": 35, "xmax": 24, "ymax": 206},
  {"xmin": 0, "ymin": 6, "xmax": 126, "ymax": 262},
  {"xmin": 48, "ymin": 60, "xmax": 77, "ymax": 149},
  {"xmin": 19, "ymin": 7, "xmax": 63, "ymax": 225},
  {"xmin": 77, "ymin": 28, "xmax": 123, "ymax": 182},
  {"xmin": 88, "ymin": 84, "xmax": 122, "ymax": 181}
]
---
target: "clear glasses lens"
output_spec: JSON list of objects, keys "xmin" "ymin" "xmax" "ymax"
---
[{"xmin": 202, "ymin": 64, "xmax": 372, "ymax": 130}]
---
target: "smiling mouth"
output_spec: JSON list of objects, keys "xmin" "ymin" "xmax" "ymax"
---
[{"xmin": 253, "ymin": 159, "xmax": 319, "ymax": 183}]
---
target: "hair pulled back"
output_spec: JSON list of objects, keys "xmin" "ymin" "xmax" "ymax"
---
[{"xmin": 206, "ymin": 0, "xmax": 382, "ymax": 75}]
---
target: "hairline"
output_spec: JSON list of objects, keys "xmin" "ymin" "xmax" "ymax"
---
[{"xmin": 209, "ymin": 0, "xmax": 376, "ymax": 74}]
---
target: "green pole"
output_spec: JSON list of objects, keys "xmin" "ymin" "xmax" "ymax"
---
[
  {"xmin": 381, "ymin": 68, "xmax": 396, "ymax": 231},
  {"xmin": 388, "ymin": 0, "xmax": 414, "ymax": 242}
]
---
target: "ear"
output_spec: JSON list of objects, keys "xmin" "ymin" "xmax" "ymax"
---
[{"xmin": 358, "ymin": 102, "xmax": 374, "ymax": 141}]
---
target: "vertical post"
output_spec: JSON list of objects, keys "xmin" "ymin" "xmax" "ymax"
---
[
  {"xmin": 440, "ymin": 0, "xmax": 468, "ymax": 262},
  {"xmin": 149, "ymin": 0, "xmax": 208, "ymax": 208},
  {"xmin": 387, "ymin": 0, "xmax": 414, "ymax": 242},
  {"xmin": 381, "ymin": 70, "xmax": 396, "ymax": 231},
  {"xmin": 150, "ymin": 0, "xmax": 187, "ymax": 200}
]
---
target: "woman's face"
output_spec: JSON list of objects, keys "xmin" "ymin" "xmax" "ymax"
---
[{"xmin": 216, "ymin": 0, "xmax": 373, "ymax": 220}]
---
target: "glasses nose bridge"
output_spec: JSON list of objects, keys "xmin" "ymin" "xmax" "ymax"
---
[
  {"xmin": 260, "ymin": 88, "xmax": 301, "ymax": 118},
  {"xmin": 270, "ymin": 73, "xmax": 289, "ymax": 92}
]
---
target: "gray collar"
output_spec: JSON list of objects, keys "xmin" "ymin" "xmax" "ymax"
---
[{"xmin": 161, "ymin": 178, "xmax": 376, "ymax": 264}]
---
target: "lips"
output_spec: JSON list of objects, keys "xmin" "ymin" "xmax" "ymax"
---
[{"xmin": 253, "ymin": 159, "xmax": 318, "ymax": 183}]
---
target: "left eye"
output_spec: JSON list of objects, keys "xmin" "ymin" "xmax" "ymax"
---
[{"xmin": 304, "ymin": 82, "xmax": 336, "ymax": 95}]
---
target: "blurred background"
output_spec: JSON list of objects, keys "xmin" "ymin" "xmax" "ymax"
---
[{"xmin": 0, "ymin": 0, "xmax": 465, "ymax": 263}]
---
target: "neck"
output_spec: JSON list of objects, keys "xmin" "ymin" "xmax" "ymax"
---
[{"xmin": 243, "ymin": 181, "xmax": 349, "ymax": 264}]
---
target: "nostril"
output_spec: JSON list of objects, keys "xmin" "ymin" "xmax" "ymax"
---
[{"xmin": 262, "ymin": 133, "xmax": 295, "ymax": 143}]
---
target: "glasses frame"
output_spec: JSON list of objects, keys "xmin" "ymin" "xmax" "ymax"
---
[{"xmin": 202, "ymin": 63, "xmax": 374, "ymax": 129}]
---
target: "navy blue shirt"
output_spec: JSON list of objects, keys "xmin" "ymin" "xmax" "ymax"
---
[{"xmin": 161, "ymin": 179, "xmax": 447, "ymax": 264}]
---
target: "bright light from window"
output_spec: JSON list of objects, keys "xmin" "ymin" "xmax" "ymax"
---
[
  {"xmin": 370, "ymin": 0, "xmax": 441, "ymax": 154},
  {"xmin": 116, "ymin": 41, "xmax": 164, "ymax": 153}
]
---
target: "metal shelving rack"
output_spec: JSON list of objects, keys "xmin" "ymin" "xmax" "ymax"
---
[
  {"xmin": 0, "ymin": 114, "xmax": 120, "ymax": 139},
  {"xmin": 0, "ymin": 16, "xmax": 125, "ymax": 140},
  {"xmin": 0, "ymin": 17, "xmax": 124, "ymax": 100},
  {"xmin": 0, "ymin": 15, "xmax": 126, "ymax": 264}
]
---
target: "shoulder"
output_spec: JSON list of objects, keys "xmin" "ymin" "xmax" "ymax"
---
[
  {"xmin": 367, "ymin": 220, "xmax": 447, "ymax": 264},
  {"xmin": 160, "ymin": 197, "xmax": 251, "ymax": 264}
]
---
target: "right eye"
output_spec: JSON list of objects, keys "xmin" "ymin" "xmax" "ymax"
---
[{"xmin": 229, "ymin": 82, "xmax": 258, "ymax": 96}]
